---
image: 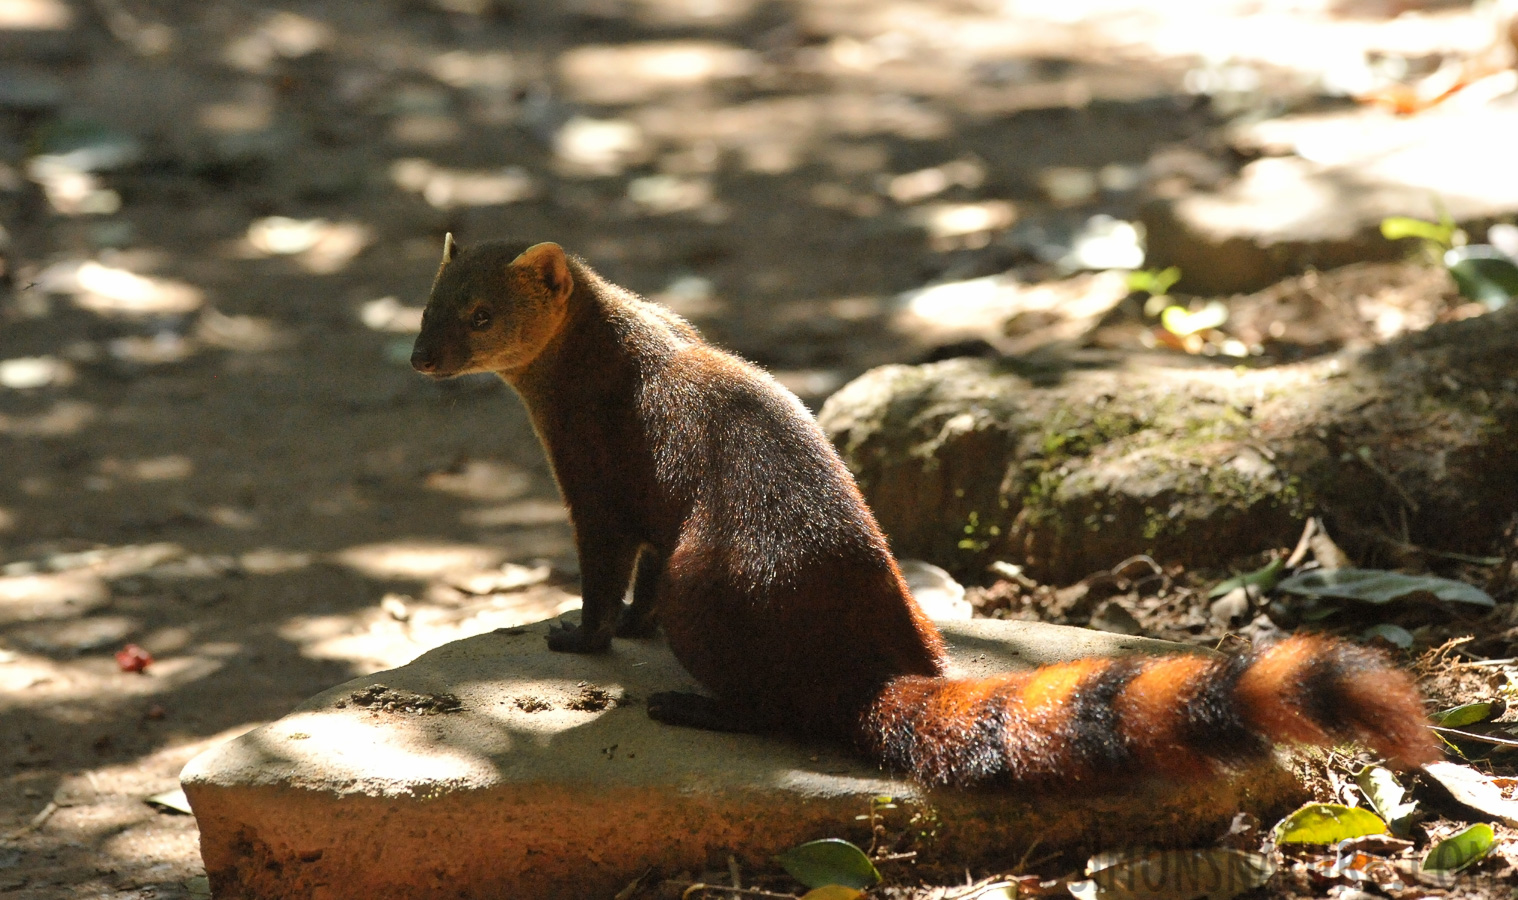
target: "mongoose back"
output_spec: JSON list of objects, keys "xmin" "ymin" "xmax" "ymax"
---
[{"xmin": 410, "ymin": 238, "xmax": 1438, "ymax": 788}]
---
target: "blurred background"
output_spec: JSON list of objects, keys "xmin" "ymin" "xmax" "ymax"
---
[{"xmin": 2, "ymin": 0, "xmax": 1517, "ymax": 895}]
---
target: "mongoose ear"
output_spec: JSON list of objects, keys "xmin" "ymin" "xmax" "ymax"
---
[
  {"xmin": 511, "ymin": 242, "xmax": 571, "ymax": 298},
  {"xmin": 441, "ymin": 232, "xmax": 459, "ymax": 265}
]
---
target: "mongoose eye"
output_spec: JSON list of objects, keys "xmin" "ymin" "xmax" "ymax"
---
[{"xmin": 470, "ymin": 308, "xmax": 491, "ymax": 329}]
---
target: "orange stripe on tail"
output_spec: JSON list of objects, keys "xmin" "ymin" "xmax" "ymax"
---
[{"xmin": 859, "ymin": 636, "xmax": 1436, "ymax": 789}]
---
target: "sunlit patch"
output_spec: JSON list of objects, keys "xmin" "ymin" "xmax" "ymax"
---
[
  {"xmin": 211, "ymin": 710, "xmax": 507, "ymax": 787},
  {"xmin": 223, "ymin": 11, "xmax": 330, "ymax": 72},
  {"xmin": 10, "ymin": 614, "xmax": 137, "ymax": 654},
  {"xmin": 428, "ymin": 50, "xmax": 515, "ymax": 91},
  {"xmin": 246, "ymin": 217, "xmax": 372, "ymax": 274},
  {"xmin": 334, "ymin": 541, "xmax": 507, "ymax": 579},
  {"xmin": 37, "ymin": 260, "xmax": 204, "ymax": 316},
  {"xmin": 198, "ymin": 85, "xmax": 275, "ymax": 135},
  {"xmin": 907, "ymin": 200, "xmax": 1016, "ymax": 249},
  {"xmin": 389, "ymin": 158, "xmax": 534, "ymax": 209},
  {"xmin": 284, "ymin": 588, "xmax": 578, "ymax": 671},
  {"xmin": 98, "ymin": 454, "xmax": 194, "ymax": 482},
  {"xmin": 0, "ymin": 0, "xmax": 74, "ymax": 29},
  {"xmin": 0, "ymin": 355, "xmax": 73, "ymax": 389},
  {"xmin": 360, "ymin": 296, "xmax": 425, "ymax": 333},
  {"xmin": 0, "ymin": 399, "xmax": 95, "ymax": 437},
  {"xmin": 895, "ymin": 270, "xmax": 1130, "ymax": 348},
  {"xmin": 553, "ymin": 116, "xmax": 647, "ymax": 177},
  {"xmin": 238, "ymin": 548, "xmax": 313, "ymax": 575},
  {"xmin": 652, "ymin": 274, "xmax": 720, "ymax": 319},
  {"xmin": 0, "ymin": 571, "xmax": 109, "ymax": 620},
  {"xmin": 884, "ymin": 159, "xmax": 985, "ymax": 204},
  {"xmin": 246, "ymin": 216, "xmax": 326, "ymax": 254},
  {"xmin": 425, "ymin": 459, "xmax": 532, "ymax": 501},
  {"xmin": 559, "ymin": 41, "xmax": 758, "ymax": 105},
  {"xmin": 616, "ymin": 0, "xmax": 759, "ymax": 28},
  {"xmin": 460, "ymin": 499, "xmax": 567, "ymax": 528},
  {"xmin": 627, "ymin": 174, "xmax": 712, "ymax": 216},
  {"xmin": 195, "ymin": 308, "xmax": 287, "ymax": 352}
]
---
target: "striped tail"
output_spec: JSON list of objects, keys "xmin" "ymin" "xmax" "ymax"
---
[{"xmin": 859, "ymin": 635, "xmax": 1438, "ymax": 788}]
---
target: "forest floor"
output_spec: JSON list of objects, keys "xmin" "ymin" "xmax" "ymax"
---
[{"xmin": 1, "ymin": 0, "xmax": 1515, "ymax": 897}]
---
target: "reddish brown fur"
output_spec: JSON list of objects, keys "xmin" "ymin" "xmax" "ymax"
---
[{"xmin": 412, "ymin": 240, "xmax": 1439, "ymax": 789}]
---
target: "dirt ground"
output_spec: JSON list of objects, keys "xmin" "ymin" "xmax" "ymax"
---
[{"xmin": 1, "ymin": 1, "xmax": 1515, "ymax": 897}]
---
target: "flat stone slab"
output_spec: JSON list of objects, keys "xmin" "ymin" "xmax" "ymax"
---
[
  {"xmin": 182, "ymin": 618, "xmax": 1303, "ymax": 899},
  {"xmin": 1144, "ymin": 100, "xmax": 1518, "ymax": 293}
]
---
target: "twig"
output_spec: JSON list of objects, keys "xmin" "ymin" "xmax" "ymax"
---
[
  {"xmin": 946, "ymin": 876, "xmax": 1017, "ymax": 899},
  {"xmin": 1354, "ymin": 446, "xmax": 1420, "ymax": 513},
  {"xmin": 1284, "ymin": 517, "xmax": 1318, "ymax": 569},
  {"xmin": 1431, "ymin": 725, "xmax": 1518, "ymax": 749},
  {"xmin": 680, "ymin": 885, "xmax": 795, "ymax": 900}
]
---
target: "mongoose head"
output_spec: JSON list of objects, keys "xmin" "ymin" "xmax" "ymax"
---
[{"xmin": 410, "ymin": 237, "xmax": 573, "ymax": 378}]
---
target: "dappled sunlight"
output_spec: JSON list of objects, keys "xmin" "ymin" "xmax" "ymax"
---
[
  {"xmin": 37, "ymin": 259, "xmax": 203, "ymax": 317},
  {"xmin": 0, "ymin": 354, "xmax": 74, "ymax": 389},
  {"xmin": 233, "ymin": 709, "xmax": 513, "ymax": 785},
  {"xmin": 244, "ymin": 217, "xmax": 372, "ymax": 274},
  {"xmin": 333, "ymin": 540, "xmax": 508, "ymax": 580},
  {"xmin": 0, "ymin": 398, "xmax": 95, "ymax": 436},
  {"xmin": 389, "ymin": 158, "xmax": 535, "ymax": 209},
  {"xmin": 424, "ymin": 458, "xmax": 533, "ymax": 501},
  {"xmin": 460, "ymin": 499, "xmax": 568, "ymax": 528},
  {"xmin": 559, "ymin": 41, "xmax": 760, "ymax": 105},
  {"xmin": 0, "ymin": 0, "xmax": 72, "ymax": 29},
  {"xmin": 279, "ymin": 586, "xmax": 578, "ymax": 672},
  {"xmin": 360, "ymin": 296, "xmax": 425, "ymax": 333},
  {"xmin": 553, "ymin": 115, "xmax": 649, "ymax": 177},
  {"xmin": 0, "ymin": 570, "xmax": 110, "ymax": 618},
  {"xmin": 894, "ymin": 269, "xmax": 1131, "ymax": 351},
  {"xmin": 97, "ymin": 454, "xmax": 194, "ymax": 483}
]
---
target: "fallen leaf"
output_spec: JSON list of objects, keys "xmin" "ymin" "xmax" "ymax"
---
[
  {"xmin": 1431, "ymin": 701, "xmax": 1502, "ymax": 728},
  {"xmin": 1275, "ymin": 569, "xmax": 1494, "ymax": 608},
  {"xmin": 801, "ymin": 886, "xmax": 866, "ymax": 900},
  {"xmin": 1422, "ymin": 761, "xmax": 1518, "ymax": 826},
  {"xmin": 145, "ymin": 788, "xmax": 193, "ymax": 815},
  {"xmin": 775, "ymin": 839, "xmax": 880, "ymax": 890},
  {"xmin": 1355, "ymin": 765, "xmax": 1419, "ymax": 837},
  {"xmin": 1422, "ymin": 823, "xmax": 1494, "ymax": 873},
  {"xmin": 1272, "ymin": 803, "xmax": 1387, "ymax": 845},
  {"xmin": 1070, "ymin": 849, "xmax": 1273, "ymax": 900}
]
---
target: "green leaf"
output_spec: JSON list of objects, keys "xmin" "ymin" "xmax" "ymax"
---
[
  {"xmin": 1380, "ymin": 216, "xmax": 1454, "ymax": 246},
  {"xmin": 1207, "ymin": 557, "xmax": 1284, "ymax": 599},
  {"xmin": 1069, "ymin": 849, "xmax": 1273, "ymax": 900},
  {"xmin": 1422, "ymin": 823, "xmax": 1495, "ymax": 873},
  {"xmin": 1445, "ymin": 246, "xmax": 1518, "ymax": 309},
  {"xmin": 1354, "ymin": 765, "xmax": 1419, "ymax": 837},
  {"xmin": 1127, "ymin": 266, "xmax": 1182, "ymax": 297},
  {"xmin": 1431, "ymin": 701, "xmax": 1501, "ymax": 728},
  {"xmin": 775, "ymin": 839, "xmax": 880, "ymax": 890},
  {"xmin": 1272, "ymin": 803, "xmax": 1387, "ymax": 845},
  {"xmin": 1276, "ymin": 568, "xmax": 1494, "ymax": 607},
  {"xmin": 1160, "ymin": 300, "xmax": 1228, "ymax": 336},
  {"xmin": 1361, "ymin": 623, "xmax": 1414, "ymax": 649}
]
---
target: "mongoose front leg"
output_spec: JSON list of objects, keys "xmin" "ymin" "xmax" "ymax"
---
[
  {"xmin": 548, "ymin": 526, "xmax": 638, "ymax": 653},
  {"xmin": 616, "ymin": 545, "xmax": 663, "ymax": 638}
]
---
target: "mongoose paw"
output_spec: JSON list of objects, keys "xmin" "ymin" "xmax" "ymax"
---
[
  {"xmin": 546, "ymin": 620, "xmax": 613, "ymax": 653},
  {"xmin": 615, "ymin": 604, "xmax": 659, "ymax": 639}
]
